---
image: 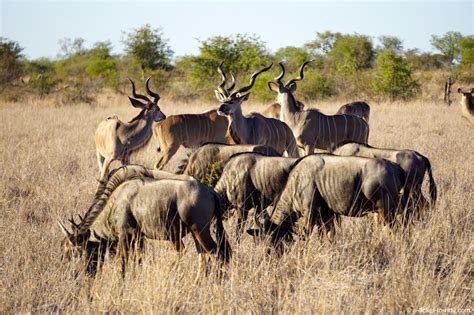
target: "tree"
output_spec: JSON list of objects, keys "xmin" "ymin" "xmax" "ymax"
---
[
  {"xmin": 372, "ymin": 50, "xmax": 419, "ymax": 101},
  {"xmin": 58, "ymin": 38, "xmax": 86, "ymax": 57},
  {"xmin": 430, "ymin": 31, "xmax": 463, "ymax": 66},
  {"xmin": 0, "ymin": 37, "xmax": 24, "ymax": 92},
  {"xmin": 178, "ymin": 34, "xmax": 271, "ymax": 99},
  {"xmin": 122, "ymin": 24, "xmax": 173, "ymax": 75},
  {"xmin": 458, "ymin": 36, "xmax": 474, "ymax": 71},
  {"xmin": 328, "ymin": 34, "xmax": 374, "ymax": 75},
  {"xmin": 378, "ymin": 35, "xmax": 403, "ymax": 53},
  {"xmin": 275, "ymin": 46, "xmax": 312, "ymax": 72},
  {"xmin": 85, "ymin": 41, "xmax": 118, "ymax": 89},
  {"xmin": 305, "ymin": 31, "xmax": 341, "ymax": 55}
]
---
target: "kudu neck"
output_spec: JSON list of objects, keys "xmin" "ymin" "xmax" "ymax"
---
[{"xmin": 227, "ymin": 104, "xmax": 249, "ymax": 144}]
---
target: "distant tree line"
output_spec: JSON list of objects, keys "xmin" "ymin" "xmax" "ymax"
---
[{"xmin": 0, "ymin": 25, "xmax": 472, "ymax": 104}]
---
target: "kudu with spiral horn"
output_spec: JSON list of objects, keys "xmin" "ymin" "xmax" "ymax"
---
[
  {"xmin": 268, "ymin": 61, "xmax": 369, "ymax": 154},
  {"xmin": 215, "ymin": 63, "xmax": 300, "ymax": 157},
  {"xmin": 152, "ymin": 62, "xmax": 232, "ymax": 169},
  {"xmin": 94, "ymin": 77, "xmax": 166, "ymax": 182}
]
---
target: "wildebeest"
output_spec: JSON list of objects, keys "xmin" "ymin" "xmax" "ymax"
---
[
  {"xmin": 215, "ymin": 63, "xmax": 300, "ymax": 158},
  {"xmin": 268, "ymin": 61, "xmax": 369, "ymax": 154},
  {"xmin": 336, "ymin": 101, "xmax": 371, "ymax": 123},
  {"xmin": 333, "ymin": 142, "xmax": 437, "ymax": 214},
  {"xmin": 248, "ymin": 154, "xmax": 406, "ymax": 249},
  {"xmin": 58, "ymin": 165, "xmax": 231, "ymax": 279},
  {"xmin": 94, "ymin": 78, "xmax": 166, "ymax": 182},
  {"xmin": 214, "ymin": 152, "xmax": 299, "ymax": 237},
  {"xmin": 183, "ymin": 143, "xmax": 280, "ymax": 185},
  {"xmin": 457, "ymin": 88, "xmax": 474, "ymax": 124}
]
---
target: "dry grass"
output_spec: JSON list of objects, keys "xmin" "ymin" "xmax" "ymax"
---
[{"xmin": 0, "ymin": 93, "xmax": 472, "ymax": 313}]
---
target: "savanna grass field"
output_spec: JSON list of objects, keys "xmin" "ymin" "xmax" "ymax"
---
[{"xmin": 0, "ymin": 94, "xmax": 472, "ymax": 313}]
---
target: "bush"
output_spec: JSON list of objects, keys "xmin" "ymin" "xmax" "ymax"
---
[
  {"xmin": 372, "ymin": 50, "xmax": 419, "ymax": 101},
  {"xmin": 24, "ymin": 59, "xmax": 57, "ymax": 97},
  {"xmin": 0, "ymin": 38, "xmax": 24, "ymax": 95},
  {"xmin": 298, "ymin": 69, "xmax": 333, "ymax": 101}
]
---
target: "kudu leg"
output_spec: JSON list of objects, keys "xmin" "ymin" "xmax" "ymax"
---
[{"xmin": 155, "ymin": 144, "xmax": 180, "ymax": 169}]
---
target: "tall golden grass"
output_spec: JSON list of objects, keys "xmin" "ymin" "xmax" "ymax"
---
[{"xmin": 0, "ymin": 93, "xmax": 472, "ymax": 313}]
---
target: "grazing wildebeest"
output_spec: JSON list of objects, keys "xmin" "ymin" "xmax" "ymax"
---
[
  {"xmin": 268, "ymin": 61, "xmax": 369, "ymax": 154},
  {"xmin": 214, "ymin": 152, "xmax": 299, "ymax": 238},
  {"xmin": 247, "ymin": 154, "xmax": 406, "ymax": 250},
  {"xmin": 336, "ymin": 101, "xmax": 371, "ymax": 123},
  {"xmin": 58, "ymin": 165, "xmax": 231, "ymax": 279},
  {"xmin": 183, "ymin": 142, "xmax": 280, "ymax": 185},
  {"xmin": 457, "ymin": 88, "xmax": 474, "ymax": 124},
  {"xmin": 215, "ymin": 63, "xmax": 300, "ymax": 158},
  {"xmin": 95, "ymin": 78, "xmax": 166, "ymax": 182},
  {"xmin": 333, "ymin": 142, "xmax": 437, "ymax": 214}
]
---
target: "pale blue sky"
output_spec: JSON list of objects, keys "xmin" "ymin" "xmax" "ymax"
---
[{"xmin": 1, "ymin": 0, "xmax": 472, "ymax": 60}]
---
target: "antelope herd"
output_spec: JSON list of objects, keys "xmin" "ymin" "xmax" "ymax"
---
[{"xmin": 61, "ymin": 59, "xmax": 470, "ymax": 280}]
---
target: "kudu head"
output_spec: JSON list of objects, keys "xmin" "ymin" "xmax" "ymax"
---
[
  {"xmin": 58, "ymin": 215, "xmax": 102, "ymax": 275},
  {"xmin": 268, "ymin": 60, "xmax": 312, "ymax": 104},
  {"xmin": 215, "ymin": 63, "xmax": 273, "ymax": 116},
  {"xmin": 128, "ymin": 77, "xmax": 166, "ymax": 122},
  {"xmin": 458, "ymin": 87, "xmax": 474, "ymax": 102}
]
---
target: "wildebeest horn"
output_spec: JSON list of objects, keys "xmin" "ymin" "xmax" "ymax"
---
[
  {"xmin": 129, "ymin": 78, "xmax": 151, "ymax": 102},
  {"xmin": 217, "ymin": 62, "xmax": 229, "ymax": 97},
  {"xmin": 145, "ymin": 76, "xmax": 160, "ymax": 101},
  {"xmin": 58, "ymin": 221, "xmax": 72, "ymax": 237},
  {"xmin": 285, "ymin": 60, "xmax": 313, "ymax": 87},
  {"xmin": 68, "ymin": 216, "xmax": 79, "ymax": 228},
  {"xmin": 231, "ymin": 63, "xmax": 273, "ymax": 97},
  {"xmin": 274, "ymin": 61, "xmax": 286, "ymax": 85}
]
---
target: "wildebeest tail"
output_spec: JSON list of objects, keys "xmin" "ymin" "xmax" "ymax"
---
[
  {"xmin": 422, "ymin": 156, "xmax": 437, "ymax": 207},
  {"xmin": 213, "ymin": 193, "xmax": 232, "ymax": 262}
]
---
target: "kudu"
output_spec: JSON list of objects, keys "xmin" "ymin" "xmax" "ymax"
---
[
  {"xmin": 153, "ymin": 63, "xmax": 235, "ymax": 169},
  {"xmin": 336, "ymin": 101, "xmax": 371, "ymax": 123},
  {"xmin": 457, "ymin": 88, "xmax": 474, "ymax": 124},
  {"xmin": 215, "ymin": 64, "xmax": 300, "ymax": 157},
  {"xmin": 268, "ymin": 61, "xmax": 369, "ymax": 154},
  {"xmin": 261, "ymin": 102, "xmax": 305, "ymax": 119},
  {"xmin": 248, "ymin": 154, "xmax": 406, "ymax": 251},
  {"xmin": 59, "ymin": 165, "xmax": 231, "ymax": 279},
  {"xmin": 95, "ymin": 78, "xmax": 166, "ymax": 182}
]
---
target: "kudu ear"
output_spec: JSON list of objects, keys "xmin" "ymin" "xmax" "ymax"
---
[
  {"xmin": 128, "ymin": 97, "xmax": 147, "ymax": 109},
  {"xmin": 239, "ymin": 93, "xmax": 251, "ymax": 102},
  {"xmin": 268, "ymin": 81, "xmax": 280, "ymax": 93},
  {"xmin": 287, "ymin": 82, "xmax": 297, "ymax": 93},
  {"xmin": 214, "ymin": 90, "xmax": 226, "ymax": 102},
  {"xmin": 457, "ymin": 88, "xmax": 462, "ymax": 93}
]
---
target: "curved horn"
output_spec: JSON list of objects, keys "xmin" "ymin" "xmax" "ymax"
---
[
  {"xmin": 68, "ymin": 215, "xmax": 79, "ymax": 228},
  {"xmin": 231, "ymin": 63, "xmax": 273, "ymax": 97},
  {"xmin": 226, "ymin": 73, "xmax": 236, "ymax": 94},
  {"xmin": 274, "ymin": 61, "xmax": 286, "ymax": 84},
  {"xmin": 58, "ymin": 221, "xmax": 72, "ymax": 237},
  {"xmin": 145, "ymin": 76, "xmax": 160, "ymax": 101},
  {"xmin": 129, "ymin": 78, "xmax": 151, "ymax": 102},
  {"xmin": 285, "ymin": 60, "xmax": 313, "ymax": 87},
  {"xmin": 217, "ymin": 62, "xmax": 229, "ymax": 96}
]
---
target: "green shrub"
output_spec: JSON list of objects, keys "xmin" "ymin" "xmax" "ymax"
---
[{"xmin": 372, "ymin": 50, "xmax": 419, "ymax": 101}]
